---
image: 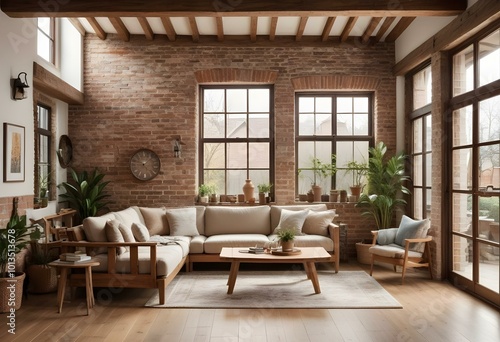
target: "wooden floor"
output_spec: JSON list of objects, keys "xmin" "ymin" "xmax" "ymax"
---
[{"xmin": 2, "ymin": 261, "xmax": 499, "ymax": 342}]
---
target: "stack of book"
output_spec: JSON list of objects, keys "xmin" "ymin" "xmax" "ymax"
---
[
  {"xmin": 248, "ymin": 247, "xmax": 265, "ymax": 254},
  {"xmin": 59, "ymin": 252, "xmax": 91, "ymax": 263}
]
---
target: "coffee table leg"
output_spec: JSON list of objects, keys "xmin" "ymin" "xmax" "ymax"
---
[
  {"xmin": 303, "ymin": 262, "xmax": 311, "ymax": 279},
  {"xmin": 57, "ymin": 268, "xmax": 68, "ymax": 313},
  {"xmin": 227, "ymin": 261, "xmax": 240, "ymax": 294},
  {"xmin": 306, "ymin": 261, "xmax": 321, "ymax": 294}
]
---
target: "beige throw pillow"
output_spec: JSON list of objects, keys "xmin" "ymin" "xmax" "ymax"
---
[
  {"xmin": 273, "ymin": 209, "xmax": 309, "ymax": 236},
  {"xmin": 165, "ymin": 207, "xmax": 199, "ymax": 236},
  {"xmin": 132, "ymin": 222, "xmax": 151, "ymax": 242},
  {"xmin": 302, "ymin": 210, "xmax": 336, "ymax": 236},
  {"xmin": 118, "ymin": 223, "xmax": 135, "ymax": 242},
  {"xmin": 139, "ymin": 207, "xmax": 169, "ymax": 235},
  {"xmin": 105, "ymin": 219, "xmax": 127, "ymax": 255}
]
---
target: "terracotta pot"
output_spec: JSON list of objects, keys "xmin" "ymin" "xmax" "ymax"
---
[
  {"xmin": 321, "ymin": 194, "xmax": 330, "ymax": 202},
  {"xmin": 258, "ymin": 192, "xmax": 266, "ymax": 204},
  {"xmin": 329, "ymin": 190, "xmax": 339, "ymax": 202},
  {"xmin": 312, "ymin": 185, "xmax": 322, "ymax": 202},
  {"xmin": 281, "ymin": 240, "xmax": 294, "ymax": 252},
  {"xmin": 306, "ymin": 192, "xmax": 314, "ymax": 203},
  {"xmin": 243, "ymin": 179, "xmax": 255, "ymax": 202},
  {"xmin": 350, "ymin": 186, "xmax": 362, "ymax": 198}
]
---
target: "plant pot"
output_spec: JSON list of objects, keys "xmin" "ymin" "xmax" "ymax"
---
[
  {"xmin": 306, "ymin": 192, "xmax": 314, "ymax": 203},
  {"xmin": 312, "ymin": 185, "xmax": 322, "ymax": 202},
  {"xmin": 321, "ymin": 194, "xmax": 330, "ymax": 202},
  {"xmin": 0, "ymin": 272, "xmax": 25, "ymax": 313},
  {"xmin": 258, "ymin": 192, "xmax": 266, "ymax": 204},
  {"xmin": 281, "ymin": 240, "xmax": 294, "ymax": 252},
  {"xmin": 27, "ymin": 265, "xmax": 58, "ymax": 294},
  {"xmin": 339, "ymin": 190, "xmax": 348, "ymax": 202},
  {"xmin": 209, "ymin": 194, "xmax": 218, "ymax": 203},
  {"xmin": 199, "ymin": 196, "xmax": 208, "ymax": 203},
  {"xmin": 356, "ymin": 242, "xmax": 373, "ymax": 265},
  {"xmin": 329, "ymin": 190, "xmax": 339, "ymax": 203},
  {"xmin": 350, "ymin": 186, "xmax": 362, "ymax": 198}
]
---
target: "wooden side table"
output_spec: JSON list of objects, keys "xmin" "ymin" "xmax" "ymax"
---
[{"xmin": 48, "ymin": 260, "xmax": 100, "ymax": 315}]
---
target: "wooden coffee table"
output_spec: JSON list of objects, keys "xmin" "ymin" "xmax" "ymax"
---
[{"xmin": 219, "ymin": 247, "xmax": 331, "ymax": 295}]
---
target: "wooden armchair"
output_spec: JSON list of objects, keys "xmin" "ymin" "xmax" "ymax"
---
[{"xmin": 368, "ymin": 216, "xmax": 433, "ymax": 284}]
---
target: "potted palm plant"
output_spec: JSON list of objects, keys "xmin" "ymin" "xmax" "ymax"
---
[
  {"xmin": 355, "ymin": 142, "xmax": 410, "ymax": 263},
  {"xmin": 1, "ymin": 210, "xmax": 41, "ymax": 312},
  {"xmin": 257, "ymin": 183, "xmax": 273, "ymax": 203},
  {"xmin": 58, "ymin": 168, "xmax": 111, "ymax": 223}
]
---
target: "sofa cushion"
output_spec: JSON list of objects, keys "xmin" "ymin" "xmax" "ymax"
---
[
  {"xmin": 395, "ymin": 215, "xmax": 430, "ymax": 252},
  {"xmin": 189, "ymin": 235, "xmax": 207, "ymax": 254},
  {"xmin": 270, "ymin": 204, "xmax": 327, "ymax": 230},
  {"xmin": 273, "ymin": 209, "xmax": 309, "ymax": 235},
  {"xmin": 139, "ymin": 207, "xmax": 168, "ymax": 235},
  {"xmin": 204, "ymin": 234, "xmax": 271, "ymax": 254},
  {"xmin": 195, "ymin": 206, "xmax": 206, "ymax": 235},
  {"xmin": 132, "ymin": 222, "xmax": 150, "ymax": 242},
  {"xmin": 204, "ymin": 206, "xmax": 271, "ymax": 236},
  {"xmin": 369, "ymin": 244, "xmax": 423, "ymax": 259},
  {"xmin": 165, "ymin": 207, "xmax": 200, "ymax": 236},
  {"xmin": 105, "ymin": 219, "xmax": 127, "ymax": 255},
  {"xmin": 302, "ymin": 209, "xmax": 336, "ymax": 236},
  {"xmin": 113, "ymin": 206, "xmax": 144, "ymax": 229},
  {"xmin": 82, "ymin": 212, "xmax": 116, "ymax": 242},
  {"xmin": 118, "ymin": 223, "xmax": 136, "ymax": 243}
]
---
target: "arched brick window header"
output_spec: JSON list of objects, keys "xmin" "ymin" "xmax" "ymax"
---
[
  {"xmin": 292, "ymin": 75, "xmax": 380, "ymax": 91},
  {"xmin": 195, "ymin": 68, "xmax": 278, "ymax": 84}
]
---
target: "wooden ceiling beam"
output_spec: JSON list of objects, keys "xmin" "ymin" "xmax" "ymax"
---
[
  {"xmin": 340, "ymin": 17, "xmax": 358, "ymax": 42},
  {"xmin": 188, "ymin": 17, "xmax": 200, "ymax": 42},
  {"xmin": 33, "ymin": 62, "xmax": 84, "ymax": 105},
  {"xmin": 269, "ymin": 17, "xmax": 278, "ymax": 41},
  {"xmin": 250, "ymin": 17, "xmax": 258, "ymax": 42},
  {"xmin": 161, "ymin": 17, "xmax": 176, "ymax": 41},
  {"xmin": 216, "ymin": 17, "xmax": 224, "ymax": 41},
  {"xmin": 296, "ymin": 17, "xmax": 308, "ymax": 42},
  {"xmin": 374, "ymin": 17, "xmax": 395, "ymax": 42},
  {"xmin": 321, "ymin": 17, "xmax": 336, "ymax": 42},
  {"xmin": 109, "ymin": 17, "xmax": 130, "ymax": 42},
  {"xmin": 385, "ymin": 17, "xmax": 415, "ymax": 42},
  {"xmin": 67, "ymin": 18, "xmax": 85, "ymax": 36},
  {"xmin": 138, "ymin": 17, "xmax": 154, "ymax": 40},
  {"xmin": 1, "ymin": 0, "xmax": 467, "ymax": 17},
  {"xmin": 86, "ymin": 17, "xmax": 106, "ymax": 40},
  {"xmin": 361, "ymin": 17, "xmax": 382, "ymax": 44}
]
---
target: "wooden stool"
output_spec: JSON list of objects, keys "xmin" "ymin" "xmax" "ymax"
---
[{"xmin": 48, "ymin": 260, "xmax": 100, "ymax": 315}]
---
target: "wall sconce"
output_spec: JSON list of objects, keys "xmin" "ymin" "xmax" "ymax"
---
[
  {"xmin": 12, "ymin": 72, "xmax": 29, "ymax": 100},
  {"xmin": 172, "ymin": 135, "xmax": 185, "ymax": 158}
]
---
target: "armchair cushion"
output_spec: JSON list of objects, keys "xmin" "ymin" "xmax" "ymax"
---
[
  {"xmin": 376, "ymin": 228, "xmax": 398, "ymax": 245},
  {"xmin": 369, "ymin": 244, "xmax": 423, "ymax": 259},
  {"xmin": 395, "ymin": 215, "xmax": 430, "ymax": 252}
]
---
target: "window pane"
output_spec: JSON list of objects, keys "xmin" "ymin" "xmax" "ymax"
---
[
  {"xmin": 38, "ymin": 18, "xmax": 51, "ymax": 36},
  {"xmin": 452, "ymin": 148, "xmax": 472, "ymax": 190},
  {"xmin": 413, "ymin": 155, "xmax": 423, "ymax": 186},
  {"xmin": 249, "ymin": 89, "xmax": 269, "ymax": 112},
  {"xmin": 39, "ymin": 136, "xmax": 49, "ymax": 164},
  {"xmin": 413, "ymin": 117, "xmax": 423, "ymax": 153},
  {"xmin": 452, "ymin": 235, "xmax": 473, "ymax": 280},
  {"xmin": 479, "ymin": 95, "xmax": 500, "ymax": 143},
  {"xmin": 226, "ymin": 170, "xmax": 245, "ymax": 195},
  {"xmin": 299, "ymin": 114, "xmax": 314, "ymax": 135},
  {"xmin": 37, "ymin": 32, "xmax": 51, "ymax": 62},
  {"xmin": 479, "ymin": 144, "xmax": 500, "ymax": 189},
  {"xmin": 452, "ymin": 193, "xmax": 472, "ymax": 234},
  {"xmin": 204, "ymin": 89, "xmax": 225, "ymax": 112},
  {"xmin": 227, "ymin": 114, "xmax": 247, "ymax": 138},
  {"xmin": 353, "ymin": 141, "xmax": 369, "ymax": 162},
  {"xmin": 249, "ymin": 170, "xmax": 269, "ymax": 191},
  {"xmin": 354, "ymin": 97, "xmax": 368, "ymax": 113},
  {"xmin": 414, "ymin": 188, "xmax": 423, "ymax": 219},
  {"xmin": 316, "ymin": 114, "xmax": 331, "ymax": 135},
  {"xmin": 249, "ymin": 114, "xmax": 269, "ymax": 138},
  {"xmin": 227, "ymin": 89, "xmax": 247, "ymax": 112},
  {"xmin": 299, "ymin": 97, "xmax": 314, "ymax": 112},
  {"xmin": 425, "ymin": 188, "xmax": 432, "ymax": 219},
  {"xmin": 478, "ymin": 197, "xmax": 499, "ymax": 241},
  {"xmin": 453, "ymin": 45, "xmax": 474, "ymax": 97},
  {"xmin": 453, "ymin": 106, "xmax": 473, "ymax": 147},
  {"xmin": 425, "ymin": 116, "xmax": 432, "ymax": 152},
  {"xmin": 204, "ymin": 114, "xmax": 224, "ymax": 138},
  {"xmin": 478, "ymin": 242, "xmax": 499, "ymax": 292},
  {"xmin": 38, "ymin": 106, "xmax": 50, "ymax": 129},
  {"xmin": 315, "ymin": 97, "xmax": 332, "ymax": 113},
  {"xmin": 353, "ymin": 114, "xmax": 368, "ymax": 135},
  {"xmin": 413, "ymin": 66, "xmax": 432, "ymax": 110},
  {"xmin": 336, "ymin": 141, "xmax": 353, "ymax": 170},
  {"xmin": 337, "ymin": 97, "xmax": 352, "ymax": 112},
  {"xmin": 479, "ymin": 29, "xmax": 500, "ymax": 87},
  {"xmin": 298, "ymin": 141, "xmax": 314, "ymax": 169},
  {"xmin": 227, "ymin": 143, "xmax": 247, "ymax": 168},
  {"xmin": 249, "ymin": 143, "xmax": 269, "ymax": 168},
  {"xmin": 426, "ymin": 153, "xmax": 432, "ymax": 187},
  {"xmin": 337, "ymin": 114, "xmax": 352, "ymax": 135},
  {"xmin": 204, "ymin": 170, "xmax": 225, "ymax": 194},
  {"xmin": 204, "ymin": 143, "xmax": 224, "ymax": 168}
]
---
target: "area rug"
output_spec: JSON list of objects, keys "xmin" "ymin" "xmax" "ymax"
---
[{"xmin": 145, "ymin": 271, "xmax": 402, "ymax": 309}]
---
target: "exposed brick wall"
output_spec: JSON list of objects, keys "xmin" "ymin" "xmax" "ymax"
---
[
  {"xmin": 69, "ymin": 35, "xmax": 396, "ymax": 257},
  {"xmin": 0, "ymin": 195, "xmax": 34, "ymax": 227}
]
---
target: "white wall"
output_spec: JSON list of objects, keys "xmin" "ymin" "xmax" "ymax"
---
[{"xmin": 0, "ymin": 12, "xmax": 37, "ymax": 197}]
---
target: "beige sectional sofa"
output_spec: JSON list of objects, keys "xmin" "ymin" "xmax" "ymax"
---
[{"xmin": 62, "ymin": 204, "xmax": 339, "ymax": 305}]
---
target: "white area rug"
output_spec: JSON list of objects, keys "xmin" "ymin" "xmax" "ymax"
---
[{"xmin": 146, "ymin": 271, "xmax": 402, "ymax": 309}]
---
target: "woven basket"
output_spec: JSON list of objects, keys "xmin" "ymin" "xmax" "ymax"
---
[
  {"xmin": 0, "ymin": 272, "xmax": 25, "ymax": 313},
  {"xmin": 27, "ymin": 265, "xmax": 58, "ymax": 294},
  {"xmin": 356, "ymin": 242, "xmax": 373, "ymax": 265}
]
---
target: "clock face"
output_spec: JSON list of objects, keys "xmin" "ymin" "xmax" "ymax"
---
[{"xmin": 130, "ymin": 149, "xmax": 161, "ymax": 181}]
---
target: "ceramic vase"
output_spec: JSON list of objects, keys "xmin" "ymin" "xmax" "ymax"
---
[
  {"xmin": 243, "ymin": 179, "xmax": 255, "ymax": 202},
  {"xmin": 312, "ymin": 185, "xmax": 322, "ymax": 202}
]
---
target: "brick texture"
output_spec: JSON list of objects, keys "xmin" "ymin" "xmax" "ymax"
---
[
  {"xmin": 69, "ymin": 35, "xmax": 397, "ymax": 258},
  {"xmin": 0, "ymin": 195, "xmax": 34, "ymax": 227}
]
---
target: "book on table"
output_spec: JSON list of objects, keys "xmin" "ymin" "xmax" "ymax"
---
[{"xmin": 59, "ymin": 252, "xmax": 91, "ymax": 262}]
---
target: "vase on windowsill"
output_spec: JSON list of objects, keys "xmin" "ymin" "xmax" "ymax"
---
[{"xmin": 243, "ymin": 179, "xmax": 255, "ymax": 203}]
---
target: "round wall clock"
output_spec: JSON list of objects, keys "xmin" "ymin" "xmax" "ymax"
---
[
  {"xmin": 57, "ymin": 135, "xmax": 73, "ymax": 168},
  {"xmin": 130, "ymin": 149, "xmax": 161, "ymax": 181}
]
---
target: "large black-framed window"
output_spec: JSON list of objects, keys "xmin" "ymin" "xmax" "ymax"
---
[
  {"xmin": 295, "ymin": 92, "xmax": 374, "ymax": 195},
  {"xmin": 199, "ymin": 85, "xmax": 274, "ymax": 199},
  {"xmin": 35, "ymin": 104, "xmax": 52, "ymax": 201},
  {"xmin": 408, "ymin": 64, "xmax": 433, "ymax": 220}
]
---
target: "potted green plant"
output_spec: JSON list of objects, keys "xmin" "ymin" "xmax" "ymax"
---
[
  {"xmin": 38, "ymin": 171, "xmax": 51, "ymax": 208},
  {"xmin": 58, "ymin": 168, "xmax": 111, "ymax": 223},
  {"xmin": 257, "ymin": 183, "xmax": 273, "ymax": 203},
  {"xmin": 26, "ymin": 239, "xmax": 58, "ymax": 294},
  {"xmin": 311, "ymin": 155, "xmax": 337, "ymax": 202},
  {"xmin": 198, "ymin": 184, "xmax": 215, "ymax": 203},
  {"xmin": 277, "ymin": 228, "xmax": 296, "ymax": 252},
  {"xmin": 345, "ymin": 160, "xmax": 368, "ymax": 198},
  {"xmin": 1, "ymin": 213, "xmax": 41, "ymax": 312},
  {"xmin": 355, "ymin": 142, "xmax": 410, "ymax": 264}
]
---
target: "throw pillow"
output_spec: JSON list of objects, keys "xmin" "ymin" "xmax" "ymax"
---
[
  {"xmin": 165, "ymin": 207, "xmax": 199, "ymax": 236},
  {"xmin": 105, "ymin": 219, "xmax": 127, "ymax": 255},
  {"xmin": 132, "ymin": 222, "xmax": 151, "ymax": 242},
  {"xmin": 302, "ymin": 210, "xmax": 337, "ymax": 236},
  {"xmin": 139, "ymin": 207, "xmax": 169, "ymax": 235},
  {"xmin": 273, "ymin": 209, "xmax": 309, "ymax": 235},
  {"xmin": 395, "ymin": 215, "xmax": 430, "ymax": 252},
  {"xmin": 118, "ymin": 223, "xmax": 135, "ymax": 242}
]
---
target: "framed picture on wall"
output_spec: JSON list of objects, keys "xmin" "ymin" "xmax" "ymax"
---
[{"xmin": 3, "ymin": 123, "xmax": 25, "ymax": 182}]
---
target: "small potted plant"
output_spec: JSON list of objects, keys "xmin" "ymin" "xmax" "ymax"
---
[
  {"xmin": 257, "ymin": 183, "xmax": 273, "ymax": 204},
  {"xmin": 198, "ymin": 184, "xmax": 214, "ymax": 203},
  {"xmin": 277, "ymin": 228, "xmax": 296, "ymax": 252},
  {"xmin": 345, "ymin": 160, "xmax": 368, "ymax": 198}
]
